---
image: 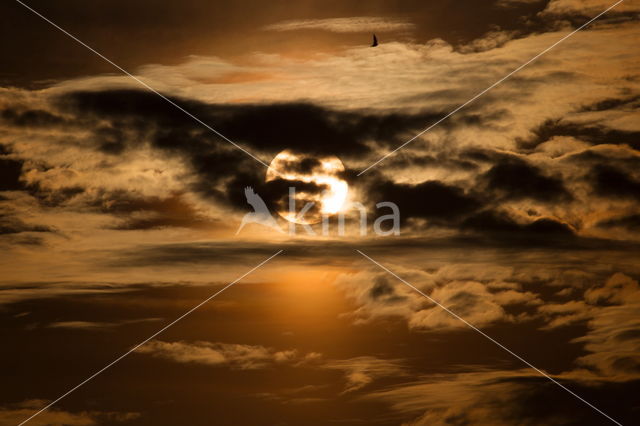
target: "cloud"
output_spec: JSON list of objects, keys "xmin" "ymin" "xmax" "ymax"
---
[
  {"xmin": 518, "ymin": 119, "xmax": 640, "ymax": 150},
  {"xmin": 23, "ymin": 88, "xmax": 484, "ymax": 217},
  {"xmin": 584, "ymin": 272, "xmax": 640, "ymax": 305},
  {"xmin": 0, "ymin": 282, "xmax": 135, "ymax": 306},
  {"xmin": 1, "ymin": 14, "xmax": 638, "ymax": 248},
  {"xmin": 137, "ymin": 340, "xmax": 407, "ymax": 394},
  {"xmin": 458, "ymin": 29, "xmax": 519, "ymax": 53},
  {"xmin": 538, "ymin": 300, "xmax": 594, "ymax": 328},
  {"xmin": 573, "ymin": 273, "xmax": 640, "ymax": 381},
  {"xmin": 496, "ymin": 0, "xmax": 544, "ymax": 8},
  {"xmin": 263, "ymin": 17, "xmax": 414, "ymax": 33},
  {"xmin": 0, "ymin": 154, "xmax": 25, "ymax": 191},
  {"xmin": 535, "ymin": 272, "xmax": 640, "ymax": 381},
  {"xmin": 47, "ymin": 318, "xmax": 161, "ymax": 330},
  {"xmin": 0, "ymin": 400, "xmax": 139, "ymax": 426},
  {"xmin": 460, "ymin": 210, "xmax": 576, "ymax": 242},
  {"xmin": 408, "ymin": 280, "xmax": 540, "ymax": 330},
  {"xmin": 93, "ymin": 192, "xmax": 221, "ymax": 231},
  {"xmin": 55, "ymin": 89, "xmax": 450, "ymax": 159},
  {"xmin": 597, "ymin": 214, "xmax": 640, "ymax": 232},
  {"xmin": 364, "ymin": 370, "xmax": 529, "ymax": 425},
  {"xmin": 542, "ymin": 0, "xmax": 640, "ymax": 16},
  {"xmin": 589, "ymin": 164, "xmax": 640, "ymax": 200},
  {"xmin": 367, "ymin": 178, "xmax": 482, "ymax": 224},
  {"xmin": 136, "ymin": 340, "xmax": 312, "ymax": 370},
  {"xmin": 1, "ymin": 5, "xmax": 640, "ymax": 425},
  {"xmin": 362, "ymin": 368, "xmax": 628, "ymax": 425},
  {"xmin": 335, "ymin": 265, "xmax": 541, "ymax": 331},
  {"xmin": 0, "ymin": 216, "xmax": 53, "ymax": 235},
  {"xmin": 0, "ymin": 3, "xmax": 638, "ymax": 299},
  {"xmin": 481, "ymin": 156, "xmax": 571, "ymax": 202},
  {"xmin": 323, "ymin": 356, "xmax": 408, "ymax": 393}
]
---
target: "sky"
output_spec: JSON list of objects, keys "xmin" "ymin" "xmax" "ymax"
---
[{"xmin": 1, "ymin": 0, "xmax": 640, "ymax": 425}]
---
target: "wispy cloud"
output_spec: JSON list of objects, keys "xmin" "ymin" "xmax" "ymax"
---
[
  {"xmin": 136, "ymin": 340, "xmax": 316, "ymax": 370},
  {"xmin": 362, "ymin": 369, "xmax": 562, "ymax": 425},
  {"xmin": 0, "ymin": 283, "xmax": 135, "ymax": 306},
  {"xmin": 47, "ymin": 317, "xmax": 161, "ymax": 331},
  {"xmin": 323, "ymin": 356, "xmax": 408, "ymax": 393},
  {"xmin": 263, "ymin": 17, "xmax": 414, "ymax": 33}
]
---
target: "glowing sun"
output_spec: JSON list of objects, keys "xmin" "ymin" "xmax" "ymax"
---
[{"xmin": 266, "ymin": 150, "xmax": 349, "ymax": 224}]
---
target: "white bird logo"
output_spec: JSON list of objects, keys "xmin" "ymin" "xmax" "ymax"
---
[{"xmin": 235, "ymin": 187, "xmax": 283, "ymax": 235}]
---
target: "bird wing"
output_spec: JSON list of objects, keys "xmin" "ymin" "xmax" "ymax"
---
[{"xmin": 244, "ymin": 186, "xmax": 269, "ymax": 213}]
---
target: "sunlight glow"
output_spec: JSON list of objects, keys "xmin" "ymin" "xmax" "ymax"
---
[{"xmin": 266, "ymin": 150, "xmax": 349, "ymax": 223}]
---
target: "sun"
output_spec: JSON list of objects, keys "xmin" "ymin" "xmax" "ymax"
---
[{"xmin": 266, "ymin": 150, "xmax": 349, "ymax": 224}]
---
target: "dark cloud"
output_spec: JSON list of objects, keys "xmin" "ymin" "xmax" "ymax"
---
[
  {"xmin": 275, "ymin": 156, "xmax": 322, "ymax": 175},
  {"xmin": 8, "ymin": 87, "xmax": 455, "ymax": 228},
  {"xmin": 353, "ymin": 150, "xmax": 582, "ymax": 242},
  {"xmin": 597, "ymin": 214, "xmax": 640, "ymax": 231},
  {"xmin": 89, "ymin": 192, "xmax": 221, "ymax": 231},
  {"xmin": 0, "ymin": 217, "xmax": 53, "ymax": 235},
  {"xmin": 368, "ymin": 275, "xmax": 407, "ymax": 305},
  {"xmin": 0, "ymin": 156, "xmax": 24, "ymax": 191},
  {"xmin": 481, "ymin": 156, "xmax": 572, "ymax": 202},
  {"xmin": 590, "ymin": 165, "xmax": 640, "ymax": 200},
  {"xmin": 383, "ymin": 151, "xmax": 479, "ymax": 172},
  {"xmin": 93, "ymin": 125, "xmax": 131, "ymax": 155},
  {"xmin": 57, "ymin": 89, "xmax": 493, "ymax": 158},
  {"xmin": 518, "ymin": 119, "xmax": 640, "ymax": 150},
  {"xmin": 107, "ymin": 239, "xmax": 445, "ymax": 269},
  {"xmin": 28, "ymin": 185, "xmax": 85, "ymax": 208},
  {"xmin": 41, "ymin": 88, "xmax": 513, "ymax": 216},
  {"xmin": 517, "ymin": 93, "xmax": 640, "ymax": 150},
  {"xmin": 578, "ymin": 95, "xmax": 640, "ymax": 113},
  {"xmin": 262, "ymin": 178, "xmax": 328, "ymax": 215},
  {"xmin": 4, "ymin": 86, "xmax": 638, "ymax": 244},
  {"xmin": 367, "ymin": 178, "xmax": 482, "ymax": 224},
  {"xmin": 565, "ymin": 148, "xmax": 640, "ymax": 172},
  {"xmin": 1, "ymin": 108, "xmax": 68, "ymax": 128},
  {"xmin": 459, "ymin": 146, "xmax": 515, "ymax": 164},
  {"xmin": 461, "ymin": 209, "xmax": 576, "ymax": 242}
]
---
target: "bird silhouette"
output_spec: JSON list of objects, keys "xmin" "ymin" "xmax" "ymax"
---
[
  {"xmin": 371, "ymin": 33, "xmax": 378, "ymax": 47},
  {"xmin": 235, "ymin": 187, "xmax": 283, "ymax": 235}
]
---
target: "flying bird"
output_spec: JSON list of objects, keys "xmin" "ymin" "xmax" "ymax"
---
[
  {"xmin": 235, "ymin": 186, "xmax": 283, "ymax": 235},
  {"xmin": 371, "ymin": 33, "xmax": 378, "ymax": 47}
]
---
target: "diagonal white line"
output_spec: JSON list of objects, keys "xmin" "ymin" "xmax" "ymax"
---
[
  {"xmin": 14, "ymin": 0, "xmax": 271, "ymax": 169},
  {"xmin": 357, "ymin": 0, "xmax": 624, "ymax": 175},
  {"xmin": 18, "ymin": 250, "xmax": 284, "ymax": 426},
  {"xmin": 356, "ymin": 249, "xmax": 623, "ymax": 426}
]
